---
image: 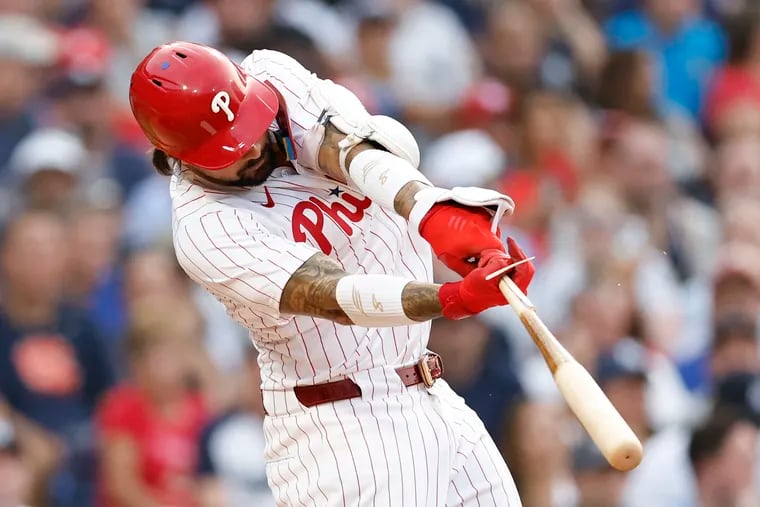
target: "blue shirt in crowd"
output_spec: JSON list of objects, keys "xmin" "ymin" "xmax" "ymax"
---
[
  {"xmin": 0, "ymin": 304, "xmax": 114, "ymax": 507},
  {"xmin": 604, "ymin": 9, "xmax": 726, "ymax": 120}
]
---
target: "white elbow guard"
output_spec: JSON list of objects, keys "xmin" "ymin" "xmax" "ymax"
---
[
  {"xmin": 300, "ymin": 80, "xmax": 422, "ymax": 173},
  {"xmin": 335, "ymin": 114, "xmax": 421, "ymax": 173},
  {"xmin": 335, "ymin": 275, "xmax": 419, "ymax": 327},
  {"xmin": 408, "ymin": 186, "xmax": 516, "ymax": 235}
]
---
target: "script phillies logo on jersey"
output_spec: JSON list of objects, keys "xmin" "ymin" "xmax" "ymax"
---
[{"xmin": 291, "ymin": 189, "xmax": 372, "ymax": 255}]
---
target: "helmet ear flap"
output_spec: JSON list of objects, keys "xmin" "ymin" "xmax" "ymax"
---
[{"xmin": 129, "ymin": 42, "xmax": 279, "ymax": 171}]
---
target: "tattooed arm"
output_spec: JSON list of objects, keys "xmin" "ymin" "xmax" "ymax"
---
[{"xmin": 280, "ymin": 252, "xmax": 443, "ymax": 325}]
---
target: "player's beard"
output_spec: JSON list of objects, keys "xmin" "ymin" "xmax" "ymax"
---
[
  {"xmin": 229, "ymin": 141, "xmax": 279, "ymax": 187},
  {"xmin": 199, "ymin": 140, "xmax": 279, "ymax": 188}
]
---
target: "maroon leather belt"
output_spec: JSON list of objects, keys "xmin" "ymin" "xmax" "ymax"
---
[{"xmin": 293, "ymin": 353, "xmax": 444, "ymax": 408}]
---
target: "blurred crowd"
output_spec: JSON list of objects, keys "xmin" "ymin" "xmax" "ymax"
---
[{"xmin": 1, "ymin": 0, "xmax": 760, "ymax": 506}]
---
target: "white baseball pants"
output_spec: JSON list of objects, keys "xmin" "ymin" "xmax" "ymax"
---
[{"xmin": 262, "ymin": 370, "xmax": 522, "ymax": 507}]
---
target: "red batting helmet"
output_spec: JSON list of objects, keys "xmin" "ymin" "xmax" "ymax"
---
[{"xmin": 129, "ymin": 41, "xmax": 279, "ymax": 170}]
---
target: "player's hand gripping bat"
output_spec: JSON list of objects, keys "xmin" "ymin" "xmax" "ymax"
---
[{"xmin": 496, "ymin": 271, "xmax": 644, "ymax": 472}]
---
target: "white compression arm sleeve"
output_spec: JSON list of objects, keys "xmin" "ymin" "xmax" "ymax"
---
[
  {"xmin": 335, "ymin": 274, "xmax": 420, "ymax": 327},
  {"xmin": 346, "ymin": 149, "xmax": 431, "ymax": 211}
]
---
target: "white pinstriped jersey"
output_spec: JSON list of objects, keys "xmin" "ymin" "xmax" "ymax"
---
[
  {"xmin": 169, "ymin": 49, "xmax": 521, "ymax": 507},
  {"xmin": 170, "ymin": 50, "xmax": 434, "ymax": 391}
]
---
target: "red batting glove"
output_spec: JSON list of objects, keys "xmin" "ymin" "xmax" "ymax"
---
[
  {"xmin": 504, "ymin": 236, "xmax": 534, "ymax": 294},
  {"xmin": 419, "ymin": 202, "xmax": 505, "ymax": 276},
  {"xmin": 438, "ymin": 245, "xmax": 535, "ymax": 320}
]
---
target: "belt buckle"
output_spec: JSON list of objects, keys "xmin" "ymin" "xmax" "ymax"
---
[{"xmin": 418, "ymin": 353, "xmax": 443, "ymax": 388}]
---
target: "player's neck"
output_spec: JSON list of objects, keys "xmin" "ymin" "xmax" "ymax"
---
[{"xmin": 184, "ymin": 171, "xmax": 250, "ymax": 192}]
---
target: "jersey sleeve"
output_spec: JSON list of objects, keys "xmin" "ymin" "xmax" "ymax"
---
[
  {"xmin": 240, "ymin": 49, "xmax": 316, "ymax": 91},
  {"xmin": 173, "ymin": 207, "xmax": 320, "ymax": 329}
]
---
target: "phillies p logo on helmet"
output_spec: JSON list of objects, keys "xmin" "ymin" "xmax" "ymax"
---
[{"xmin": 211, "ymin": 91, "xmax": 235, "ymax": 122}]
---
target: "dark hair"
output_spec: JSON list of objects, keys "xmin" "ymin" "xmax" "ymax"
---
[
  {"xmin": 596, "ymin": 50, "xmax": 657, "ymax": 119},
  {"xmin": 688, "ymin": 408, "xmax": 751, "ymax": 469},
  {"xmin": 725, "ymin": 8, "xmax": 760, "ymax": 64},
  {"xmin": 714, "ymin": 313, "xmax": 757, "ymax": 349},
  {"xmin": 152, "ymin": 149, "xmax": 174, "ymax": 176}
]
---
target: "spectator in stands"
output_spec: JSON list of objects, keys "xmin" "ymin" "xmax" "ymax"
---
[
  {"xmin": 0, "ymin": 211, "xmax": 114, "ymax": 507},
  {"xmin": 571, "ymin": 437, "xmax": 626, "ymax": 507},
  {"xmin": 523, "ymin": 0, "xmax": 607, "ymax": 94},
  {"xmin": 96, "ymin": 297, "xmax": 211, "ymax": 507},
  {"xmin": 689, "ymin": 409, "xmax": 759, "ymax": 507},
  {"xmin": 123, "ymin": 247, "xmax": 246, "ymax": 391},
  {"xmin": 712, "ymin": 135, "xmax": 760, "ymax": 205},
  {"xmin": 595, "ymin": 340, "xmax": 650, "ymax": 441},
  {"xmin": 596, "ymin": 48, "xmax": 708, "ymax": 185},
  {"xmin": 720, "ymin": 196, "xmax": 760, "ymax": 246},
  {"xmin": 596, "ymin": 49, "xmax": 658, "ymax": 120},
  {"xmin": 710, "ymin": 313, "xmax": 760, "ymax": 381},
  {"xmin": 714, "ymin": 373, "xmax": 760, "ymax": 427},
  {"xmin": 0, "ymin": 398, "xmax": 61, "ymax": 507},
  {"xmin": 385, "ymin": 0, "xmax": 482, "ymax": 136},
  {"xmin": 712, "ymin": 241, "xmax": 760, "ymax": 321},
  {"xmin": 705, "ymin": 7, "xmax": 760, "ymax": 139},
  {"xmin": 604, "ymin": 0, "xmax": 726, "ymax": 121},
  {"xmin": 622, "ymin": 407, "xmax": 759, "ymax": 507},
  {"xmin": 337, "ymin": 6, "xmax": 402, "ymax": 118},
  {"xmin": 0, "ymin": 419, "xmax": 29, "ymax": 507},
  {"xmin": 506, "ymin": 401, "xmax": 576, "ymax": 507},
  {"xmin": 497, "ymin": 91, "xmax": 585, "ymax": 259},
  {"xmin": 176, "ymin": 0, "xmax": 316, "ymax": 63},
  {"xmin": 47, "ymin": 27, "xmax": 151, "ymax": 200},
  {"xmin": 428, "ymin": 317, "xmax": 523, "ymax": 444},
  {"xmin": 197, "ymin": 348, "xmax": 274, "ymax": 507},
  {"xmin": 6, "ymin": 129, "xmax": 86, "ymax": 215},
  {"xmin": 64, "ymin": 204, "xmax": 126, "ymax": 356},
  {"xmin": 83, "ymin": 0, "xmax": 173, "ymax": 107},
  {"xmin": 0, "ymin": 15, "xmax": 55, "ymax": 171},
  {"xmin": 600, "ymin": 119, "xmax": 719, "ymax": 281},
  {"xmin": 482, "ymin": 1, "xmax": 546, "ymax": 94}
]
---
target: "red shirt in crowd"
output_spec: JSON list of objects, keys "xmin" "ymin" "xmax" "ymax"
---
[
  {"xmin": 96, "ymin": 384, "xmax": 207, "ymax": 507},
  {"xmin": 705, "ymin": 65, "xmax": 760, "ymax": 132}
]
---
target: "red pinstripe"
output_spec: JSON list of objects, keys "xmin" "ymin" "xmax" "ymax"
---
[
  {"xmin": 378, "ymin": 368, "xmax": 406, "ymax": 506},
  {"xmin": 364, "ymin": 368, "xmax": 392, "ymax": 506},
  {"xmin": 176, "ymin": 231, "xmax": 279, "ymax": 319},
  {"xmin": 205, "ymin": 213, "xmax": 284, "ymax": 289},
  {"xmin": 292, "ymin": 416, "xmax": 329, "ymax": 503},
  {"xmin": 330, "ymin": 403, "xmax": 363, "ymax": 505},
  {"xmin": 290, "ymin": 318, "xmax": 316, "ymax": 377}
]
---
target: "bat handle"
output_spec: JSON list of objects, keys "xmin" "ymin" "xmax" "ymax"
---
[{"xmin": 498, "ymin": 277, "xmax": 572, "ymax": 373}]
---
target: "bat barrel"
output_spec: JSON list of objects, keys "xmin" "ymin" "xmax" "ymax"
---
[{"xmin": 498, "ymin": 276, "xmax": 644, "ymax": 471}]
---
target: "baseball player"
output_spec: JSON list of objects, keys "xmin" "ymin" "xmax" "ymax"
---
[{"xmin": 129, "ymin": 42, "xmax": 534, "ymax": 506}]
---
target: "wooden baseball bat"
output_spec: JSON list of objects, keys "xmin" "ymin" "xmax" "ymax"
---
[{"xmin": 498, "ymin": 276, "xmax": 644, "ymax": 472}]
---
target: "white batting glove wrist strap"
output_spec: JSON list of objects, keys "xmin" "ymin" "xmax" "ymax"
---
[
  {"xmin": 347, "ymin": 149, "xmax": 431, "ymax": 211},
  {"xmin": 336, "ymin": 275, "xmax": 419, "ymax": 327},
  {"xmin": 408, "ymin": 186, "xmax": 516, "ymax": 235}
]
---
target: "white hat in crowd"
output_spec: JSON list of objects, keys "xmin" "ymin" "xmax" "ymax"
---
[
  {"xmin": 422, "ymin": 129, "xmax": 507, "ymax": 188},
  {"xmin": 0, "ymin": 15, "xmax": 57, "ymax": 66},
  {"xmin": 9, "ymin": 128, "xmax": 87, "ymax": 178}
]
